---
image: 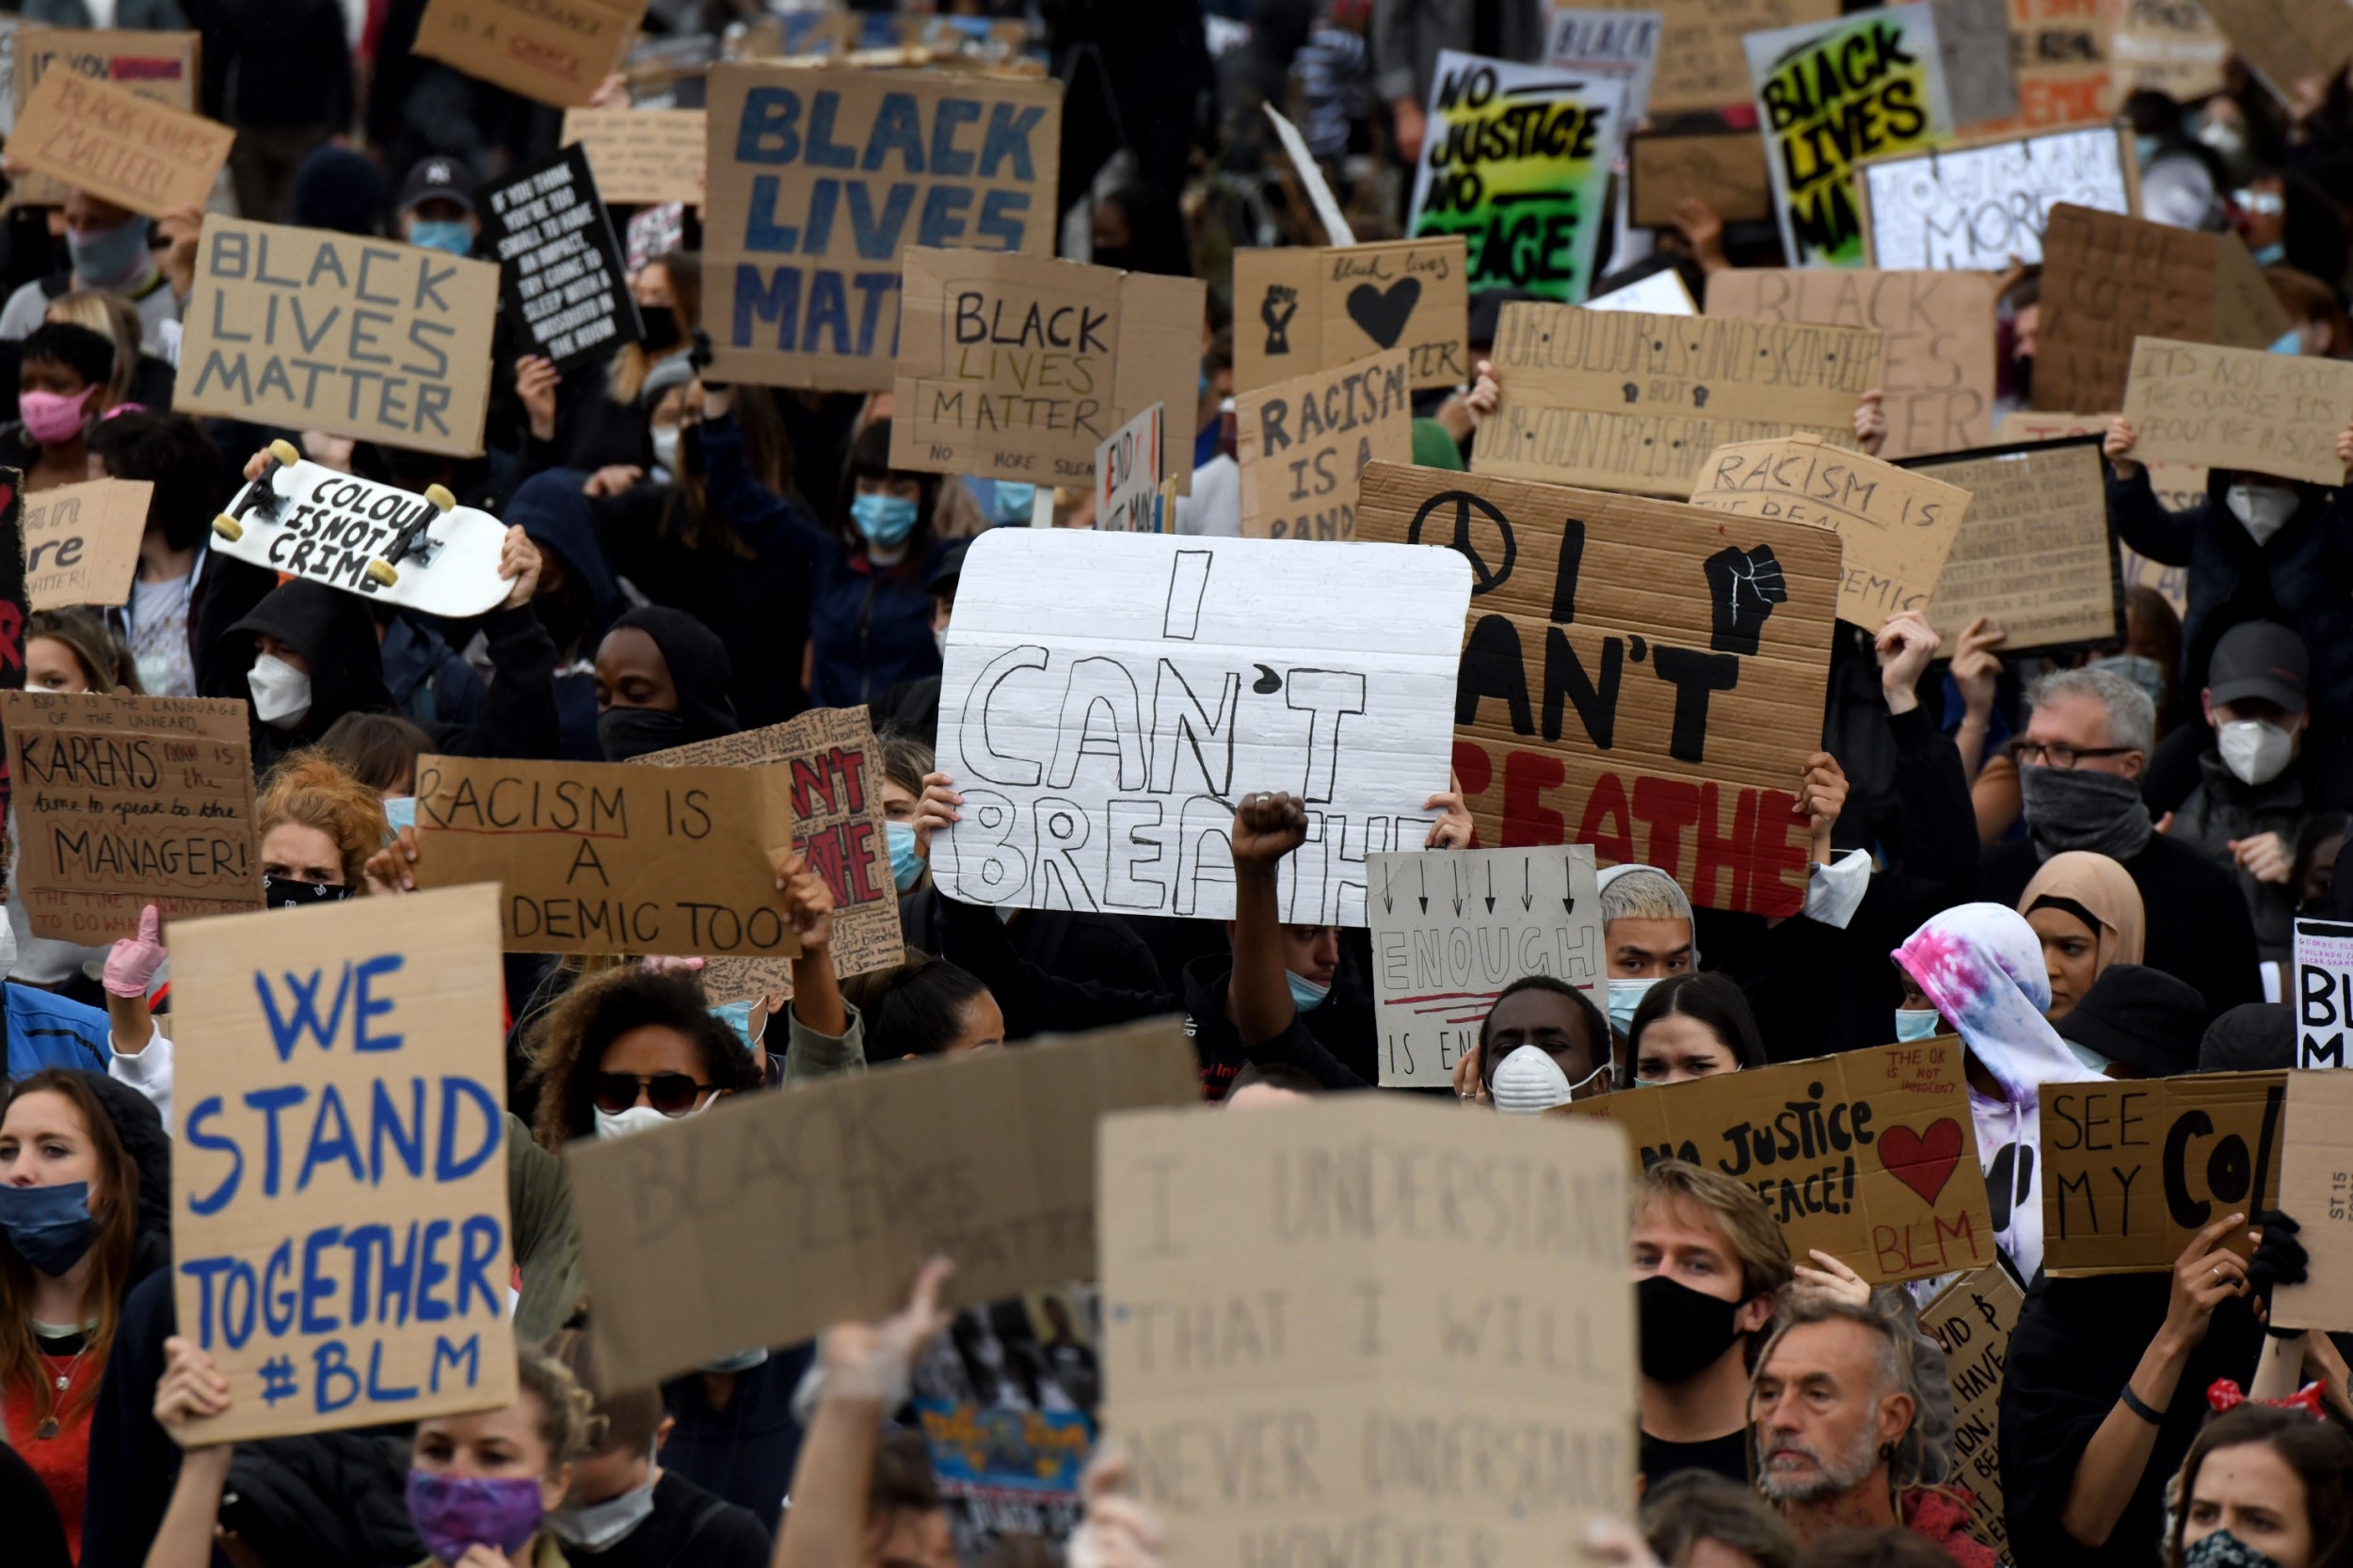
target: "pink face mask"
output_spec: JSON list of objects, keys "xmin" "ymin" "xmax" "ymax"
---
[{"xmin": 20, "ymin": 387, "xmax": 94, "ymax": 446}]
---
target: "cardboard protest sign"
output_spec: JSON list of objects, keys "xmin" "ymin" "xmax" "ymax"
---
[
  {"xmin": 1746, "ymin": 5, "xmax": 1953, "ymax": 269},
  {"xmin": 1233, "ymin": 238, "xmax": 1468, "ymax": 393},
  {"xmin": 0, "ymin": 474, "xmax": 25, "ymax": 876},
  {"xmin": 1931, "ymin": 0, "xmax": 2020, "ymax": 126},
  {"xmin": 1858, "ymin": 125, "xmax": 2139, "ymax": 269},
  {"xmin": 1102, "ymin": 1096, "xmax": 1636, "ymax": 1568},
  {"xmin": 2194, "ymin": 0, "xmax": 2353, "ymax": 100},
  {"xmin": 1922, "ymin": 1268, "xmax": 2023, "ymax": 1563},
  {"xmin": 0, "ymin": 690, "xmax": 257, "ymax": 941},
  {"xmin": 169, "ymin": 886, "xmax": 517, "ymax": 1442},
  {"xmin": 408, "ymin": 753, "xmax": 801, "ymax": 957},
  {"xmin": 1407, "ymin": 52, "xmax": 1625, "ymax": 302},
  {"xmin": 1095, "ymin": 404, "xmax": 1164, "ymax": 535},
  {"xmin": 931, "ymin": 529, "xmax": 1470, "ymax": 924},
  {"xmin": 176, "ymin": 217, "xmax": 503, "ymax": 459},
  {"xmin": 1235, "ymin": 349, "xmax": 1413, "ymax": 540},
  {"xmin": 561, "ymin": 106, "xmax": 705, "ymax": 204},
  {"xmin": 1562, "ymin": 1038, "xmax": 1998, "ymax": 1283},
  {"xmin": 1587, "ymin": 269, "xmax": 1698, "ymax": 314},
  {"xmin": 573, "ymin": 1017, "xmax": 1196, "ymax": 1387},
  {"xmin": 412, "ymin": 0, "xmax": 646, "ymax": 107},
  {"xmin": 2000, "ymin": 406, "xmax": 2211, "ymax": 514},
  {"xmin": 2113, "ymin": 0, "xmax": 2228, "ymax": 102},
  {"xmin": 890, "ymin": 248, "xmax": 1205, "ymax": 494},
  {"xmin": 1626, "ymin": 130, "xmax": 1773, "ymax": 229},
  {"xmin": 2294, "ymin": 918, "xmax": 2353, "ymax": 1070},
  {"xmin": 2121, "ymin": 338, "xmax": 2353, "ymax": 487},
  {"xmin": 632, "ymin": 707, "xmax": 902, "ymax": 1004},
  {"xmin": 1545, "ymin": 8, "xmax": 1664, "ymax": 124},
  {"xmin": 1585, "ymin": 0, "xmax": 1838, "ymax": 114},
  {"xmin": 1688, "ymin": 433, "xmax": 1968, "ymax": 628},
  {"xmin": 1991, "ymin": 0, "xmax": 2118, "ymax": 131},
  {"xmin": 1473, "ymin": 304, "xmax": 1882, "ymax": 495},
  {"xmin": 2034, "ymin": 204, "xmax": 2289, "ymax": 413},
  {"xmin": 8, "ymin": 27, "xmax": 199, "ymax": 207},
  {"xmin": 8, "ymin": 64, "xmax": 232, "ymax": 218},
  {"xmin": 705, "ymin": 64, "xmax": 1063, "ymax": 392},
  {"xmin": 1355, "ymin": 462, "xmax": 1840, "ymax": 916},
  {"xmin": 1904, "ymin": 439, "xmax": 2122, "ymax": 654},
  {"xmin": 2272, "ymin": 1070, "xmax": 2353, "ymax": 1331},
  {"xmin": 1367, "ymin": 845, "xmax": 1602, "ymax": 1087},
  {"xmin": 2041, "ymin": 1071, "xmax": 2288, "ymax": 1274},
  {"xmin": 1707, "ymin": 268, "xmax": 1996, "ymax": 456},
  {"xmin": 478, "ymin": 145, "xmax": 640, "ymax": 373},
  {"xmin": 23, "ymin": 476, "xmax": 149, "ymax": 610}
]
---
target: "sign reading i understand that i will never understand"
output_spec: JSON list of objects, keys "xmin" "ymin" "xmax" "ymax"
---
[
  {"xmin": 931, "ymin": 530, "xmax": 1471, "ymax": 925},
  {"xmin": 170, "ymin": 885, "xmax": 517, "ymax": 1443},
  {"xmin": 704, "ymin": 65, "xmax": 1062, "ymax": 392},
  {"xmin": 1101, "ymin": 1096, "xmax": 1636, "ymax": 1568},
  {"xmin": 1354, "ymin": 462, "xmax": 1840, "ymax": 917}
]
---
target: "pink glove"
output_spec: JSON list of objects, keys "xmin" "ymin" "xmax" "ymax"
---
[{"xmin": 104, "ymin": 905, "xmax": 167, "ymax": 999}]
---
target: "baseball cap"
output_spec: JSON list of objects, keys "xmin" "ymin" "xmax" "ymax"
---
[
  {"xmin": 2206, "ymin": 620, "xmax": 2307, "ymax": 711},
  {"xmin": 397, "ymin": 156, "xmax": 476, "ymax": 217}
]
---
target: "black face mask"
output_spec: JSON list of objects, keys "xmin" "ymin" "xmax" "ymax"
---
[
  {"xmin": 638, "ymin": 305, "xmax": 680, "ymax": 354},
  {"xmin": 264, "ymin": 875, "xmax": 356, "ymax": 909},
  {"xmin": 2011, "ymin": 354, "xmax": 2034, "ymax": 401},
  {"xmin": 599, "ymin": 705, "xmax": 688, "ymax": 761},
  {"xmin": 1637, "ymin": 1273, "xmax": 1747, "ymax": 1384}
]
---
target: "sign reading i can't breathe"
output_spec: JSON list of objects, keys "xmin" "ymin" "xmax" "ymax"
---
[{"xmin": 477, "ymin": 144, "xmax": 641, "ymax": 373}]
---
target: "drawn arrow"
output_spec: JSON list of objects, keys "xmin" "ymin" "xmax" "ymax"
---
[
  {"xmin": 1381, "ymin": 860, "xmax": 1394, "ymax": 915},
  {"xmin": 1451, "ymin": 860, "xmax": 1465, "ymax": 917},
  {"xmin": 1521, "ymin": 857, "xmax": 1534, "ymax": 913},
  {"xmin": 1564, "ymin": 856, "xmax": 1578, "ymax": 913},
  {"xmin": 1484, "ymin": 862, "xmax": 1497, "ymax": 913},
  {"xmin": 1418, "ymin": 859, "xmax": 1429, "ymax": 914}
]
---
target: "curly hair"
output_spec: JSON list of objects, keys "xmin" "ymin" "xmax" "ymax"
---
[
  {"xmin": 509, "ymin": 1342, "xmax": 606, "ymax": 1468},
  {"xmin": 256, "ymin": 753, "xmax": 390, "ymax": 887},
  {"xmin": 524, "ymin": 967, "xmax": 760, "ymax": 1149}
]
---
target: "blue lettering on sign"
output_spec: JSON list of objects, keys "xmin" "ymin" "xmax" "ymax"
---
[{"xmin": 733, "ymin": 265, "xmax": 903, "ymax": 359}]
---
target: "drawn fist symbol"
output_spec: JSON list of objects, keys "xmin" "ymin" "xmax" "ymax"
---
[
  {"xmin": 1692, "ymin": 386, "xmax": 1709, "ymax": 408},
  {"xmin": 1262, "ymin": 285, "xmax": 1299, "ymax": 355},
  {"xmin": 1703, "ymin": 544, "xmax": 1788, "ymax": 656},
  {"xmin": 1621, "ymin": 381, "xmax": 1641, "ymax": 404}
]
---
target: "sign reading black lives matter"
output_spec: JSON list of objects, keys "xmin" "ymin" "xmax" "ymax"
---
[
  {"xmin": 476, "ymin": 144, "xmax": 641, "ymax": 373},
  {"xmin": 932, "ymin": 530, "xmax": 1472, "ymax": 925}
]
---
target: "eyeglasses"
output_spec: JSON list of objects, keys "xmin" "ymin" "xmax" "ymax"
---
[
  {"xmin": 2011, "ymin": 740, "xmax": 2138, "ymax": 769},
  {"xmin": 592, "ymin": 1071, "xmax": 713, "ymax": 1116}
]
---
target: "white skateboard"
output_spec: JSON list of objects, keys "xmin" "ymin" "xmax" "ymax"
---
[{"xmin": 212, "ymin": 442, "xmax": 510, "ymax": 618}]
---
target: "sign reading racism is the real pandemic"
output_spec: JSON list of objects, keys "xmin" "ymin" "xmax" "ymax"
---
[{"xmin": 1235, "ymin": 349, "xmax": 1414, "ymax": 539}]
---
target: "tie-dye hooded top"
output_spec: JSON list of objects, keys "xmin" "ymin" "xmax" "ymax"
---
[{"xmin": 1892, "ymin": 903, "xmax": 2105, "ymax": 1280}]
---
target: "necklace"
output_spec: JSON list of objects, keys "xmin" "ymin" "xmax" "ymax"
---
[{"xmin": 34, "ymin": 1342, "xmax": 91, "ymax": 1440}]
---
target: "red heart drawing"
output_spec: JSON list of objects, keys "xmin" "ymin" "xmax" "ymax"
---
[{"xmin": 1879, "ymin": 1119, "xmax": 1963, "ymax": 1207}]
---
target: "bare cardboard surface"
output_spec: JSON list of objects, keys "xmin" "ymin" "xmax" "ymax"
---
[
  {"xmin": 705, "ymin": 64, "xmax": 1062, "ymax": 392},
  {"xmin": 1931, "ymin": 0, "xmax": 2020, "ymax": 126},
  {"xmin": 892, "ymin": 248, "xmax": 1205, "ymax": 493},
  {"xmin": 1474, "ymin": 305, "xmax": 1881, "ymax": 495},
  {"xmin": 2195, "ymin": 0, "xmax": 2353, "ymax": 99},
  {"xmin": 1101, "ymin": 1096, "xmax": 1636, "ymax": 1568},
  {"xmin": 1583, "ymin": 0, "xmax": 1839, "ymax": 113},
  {"xmin": 2034, "ymin": 204, "xmax": 2290, "ymax": 412},
  {"xmin": 168, "ymin": 886, "xmax": 517, "ymax": 1441},
  {"xmin": 8, "ymin": 63, "xmax": 231, "ymax": 216},
  {"xmin": 575, "ymin": 1017, "xmax": 1198, "ymax": 1388},
  {"xmin": 1705, "ymin": 269, "xmax": 1996, "ymax": 456},
  {"xmin": 8, "ymin": 26, "xmax": 199, "ymax": 207},
  {"xmin": 0, "ymin": 689, "xmax": 258, "ymax": 940},
  {"xmin": 1857, "ymin": 125, "xmax": 2138, "ymax": 269},
  {"xmin": 2272, "ymin": 1069, "xmax": 2353, "ymax": 1332},
  {"xmin": 176, "ymin": 216, "xmax": 503, "ymax": 458},
  {"xmin": 2121, "ymin": 338, "xmax": 2353, "ymax": 487},
  {"xmin": 1906, "ymin": 440, "xmax": 2122, "ymax": 654},
  {"xmin": 561, "ymin": 106, "xmax": 705, "ymax": 204},
  {"xmin": 412, "ymin": 0, "xmax": 647, "ymax": 107},
  {"xmin": 2041, "ymin": 1071, "xmax": 2288, "ymax": 1275},
  {"xmin": 1367, "ymin": 844, "xmax": 1603, "ymax": 1087},
  {"xmin": 1689, "ymin": 431, "xmax": 1970, "ymax": 627},
  {"xmin": 1562, "ymin": 1037, "xmax": 1998, "ymax": 1283},
  {"xmin": 633, "ymin": 707, "xmax": 902, "ymax": 1003},
  {"xmin": 1233, "ymin": 238, "xmax": 1469, "ymax": 394},
  {"xmin": 2113, "ymin": 0, "xmax": 2229, "ymax": 101},
  {"xmin": 1236, "ymin": 349, "xmax": 1413, "ymax": 539},
  {"xmin": 1355, "ymin": 461, "xmax": 1840, "ymax": 916},
  {"xmin": 1627, "ymin": 129, "xmax": 1773, "ymax": 228},
  {"xmin": 409, "ymin": 753, "xmax": 802, "ymax": 958},
  {"xmin": 24, "ymin": 476, "xmax": 149, "ymax": 609},
  {"xmin": 1922, "ymin": 1268, "xmax": 2023, "ymax": 1563}
]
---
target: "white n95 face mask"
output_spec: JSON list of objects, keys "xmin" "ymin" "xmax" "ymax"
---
[
  {"xmin": 246, "ymin": 652, "xmax": 312, "ymax": 728},
  {"xmin": 2225, "ymin": 484, "xmax": 2297, "ymax": 546},
  {"xmin": 2217, "ymin": 718, "xmax": 2297, "ymax": 787}
]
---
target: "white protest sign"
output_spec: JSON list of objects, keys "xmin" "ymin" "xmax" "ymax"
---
[
  {"xmin": 1262, "ymin": 103, "xmax": 1355, "ymax": 246},
  {"xmin": 1095, "ymin": 403, "xmax": 1165, "ymax": 534},
  {"xmin": 1859, "ymin": 124, "xmax": 2138, "ymax": 269},
  {"xmin": 1369, "ymin": 844, "xmax": 1603, "ymax": 1087},
  {"xmin": 934, "ymin": 531, "xmax": 1472, "ymax": 924},
  {"xmin": 1584, "ymin": 267, "xmax": 1698, "ymax": 314},
  {"xmin": 2296, "ymin": 917, "xmax": 2353, "ymax": 1069},
  {"xmin": 1545, "ymin": 8, "xmax": 1665, "ymax": 127}
]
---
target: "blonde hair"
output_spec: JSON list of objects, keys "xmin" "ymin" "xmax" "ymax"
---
[
  {"xmin": 45, "ymin": 289, "xmax": 140, "ymax": 405},
  {"xmin": 514, "ymin": 1343, "xmax": 605, "ymax": 1469},
  {"xmin": 1635, "ymin": 1159, "xmax": 1793, "ymax": 1302}
]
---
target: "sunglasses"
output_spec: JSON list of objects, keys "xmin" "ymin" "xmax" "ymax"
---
[{"xmin": 592, "ymin": 1071, "xmax": 712, "ymax": 1116}]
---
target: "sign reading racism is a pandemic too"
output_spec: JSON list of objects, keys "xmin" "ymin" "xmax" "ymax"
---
[
  {"xmin": 705, "ymin": 64, "xmax": 1062, "ymax": 392},
  {"xmin": 1236, "ymin": 349, "xmax": 1414, "ymax": 539},
  {"xmin": 1234, "ymin": 238, "xmax": 1468, "ymax": 393},
  {"xmin": 2040, "ymin": 1071, "xmax": 2287, "ymax": 1274},
  {"xmin": 932, "ymin": 529, "xmax": 1471, "ymax": 926},
  {"xmin": 889, "ymin": 248, "xmax": 1206, "ymax": 492},
  {"xmin": 169, "ymin": 886, "xmax": 517, "ymax": 1443},
  {"xmin": 1355, "ymin": 461, "xmax": 1839, "ymax": 917},
  {"xmin": 1563, "ymin": 1037, "xmax": 1997, "ymax": 1284},
  {"xmin": 176, "ymin": 217, "xmax": 503, "ymax": 458}
]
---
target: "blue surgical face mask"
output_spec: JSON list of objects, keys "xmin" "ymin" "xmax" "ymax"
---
[
  {"xmin": 2251, "ymin": 242, "xmax": 2285, "ymax": 266},
  {"xmin": 886, "ymin": 820, "xmax": 923, "ymax": 891},
  {"xmin": 1895, "ymin": 1008, "xmax": 1942, "ymax": 1043},
  {"xmin": 990, "ymin": 481, "xmax": 1037, "ymax": 524},
  {"xmin": 2135, "ymin": 134, "xmax": 2162, "ymax": 168},
  {"xmin": 2064, "ymin": 1038, "xmax": 2112, "ymax": 1073},
  {"xmin": 408, "ymin": 219, "xmax": 473, "ymax": 257},
  {"xmin": 383, "ymin": 795, "xmax": 417, "ymax": 832},
  {"xmin": 2089, "ymin": 653, "xmax": 2166, "ymax": 710},
  {"xmin": 1288, "ymin": 970, "xmax": 1332, "ymax": 1012},
  {"xmin": 2267, "ymin": 328, "xmax": 2304, "ymax": 355},
  {"xmin": 851, "ymin": 492, "xmax": 919, "ymax": 548},
  {"xmin": 712, "ymin": 998, "xmax": 761, "ymax": 1051},
  {"xmin": 0, "ymin": 1180, "xmax": 100, "ymax": 1276},
  {"xmin": 1607, "ymin": 976, "xmax": 1656, "ymax": 1032}
]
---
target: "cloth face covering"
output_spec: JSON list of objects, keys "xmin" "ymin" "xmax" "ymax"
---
[
  {"xmin": 405, "ymin": 1472, "xmax": 545, "ymax": 1562},
  {"xmin": 68, "ymin": 216, "xmax": 152, "ymax": 287},
  {"xmin": 20, "ymin": 387, "xmax": 94, "ymax": 445},
  {"xmin": 264, "ymin": 875, "xmax": 355, "ymax": 909},
  {"xmin": 598, "ymin": 706, "xmax": 688, "ymax": 761},
  {"xmin": 2225, "ymin": 484, "xmax": 2297, "ymax": 546},
  {"xmin": 0, "ymin": 1180, "xmax": 99, "ymax": 1274},
  {"xmin": 1636, "ymin": 1273, "xmax": 1744, "ymax": 1383},
  {"xmin": 2018, "ymin": 764, "xmax": 2152, "ymax": 861}
]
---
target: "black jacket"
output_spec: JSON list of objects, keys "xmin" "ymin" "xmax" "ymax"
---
[{"xmin": 2169, "ymin": 749, "xmax": 2316, "ymax": 964}]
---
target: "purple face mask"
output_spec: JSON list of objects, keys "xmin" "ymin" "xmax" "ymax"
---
[{"xmin": 405, "ymin": 1470, "xmax": 545, "ymax": 1563}]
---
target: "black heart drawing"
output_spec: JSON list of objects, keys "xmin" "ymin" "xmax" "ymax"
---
[{"xmin": 1346, "ymin": 278, "xmax": 1421, "ymax": 349}]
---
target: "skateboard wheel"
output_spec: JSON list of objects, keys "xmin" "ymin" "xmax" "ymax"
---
[
  {"xmin": 364, "ymin": 559, "xmax": 399, "ymax": 587},
  {"xmin": 423, "ymin": 484, "xmax": 456, "ymax": 513},
  {"xmin": 267, "ymin": 439, "xmax": 300, "ymax": 468},
  {"xmin": 212, "ymin": 514, "xmax": 243, "ymax": 541}
]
